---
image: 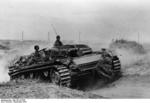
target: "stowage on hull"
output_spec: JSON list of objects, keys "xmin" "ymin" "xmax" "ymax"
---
[{"xmin": 8, "ymin": 44, "xmax": 122, "ymax": 87}]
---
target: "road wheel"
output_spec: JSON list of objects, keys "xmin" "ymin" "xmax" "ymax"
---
[
  {"xmin": 29, "ymin": 73, "xmax": 34, "ymax": 79},
  {"xmin": 50, "ymin": 70, "xmax": 60, "ymax": 85},
  {"xmin": 96, "ymin": 58, "xmax": 114, "ymax": 82}
]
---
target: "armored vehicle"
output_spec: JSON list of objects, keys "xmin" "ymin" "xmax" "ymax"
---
[{"xmin": 8, "ymin": 44, "xmax": 121, "ymax": 87}]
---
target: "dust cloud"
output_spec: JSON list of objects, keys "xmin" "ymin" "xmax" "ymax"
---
[
  {"xmin": 88, "ymin": 40, "xmax": 150, "ymax": 98},
  {"xmin": 110, "ymin": 40, "xmax": 150, "ymax": 76},
  {"xmin": 0, "ymin": 56, "xmax": 10, "ymax": 83},
  {"xmin": 0, "ymin": 41, "xmax": 52, "ymax": 84}
]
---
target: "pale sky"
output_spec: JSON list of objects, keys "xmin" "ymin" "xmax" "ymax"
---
[{"xmin": 0, "ymin": 0, "xmax": 150, "ymax": 43}]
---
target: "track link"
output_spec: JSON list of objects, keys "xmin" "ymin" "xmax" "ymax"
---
[
  {"xmin": 57, "ymin": 66, "xmax": 71, "ymax": 87},
  {"xmin": 112, "ymin": 56, "xmax": 121, "ymax": 71},
  {"xmin": 112, "ymin": 56, "xmax": 122, "ymax": 79}
]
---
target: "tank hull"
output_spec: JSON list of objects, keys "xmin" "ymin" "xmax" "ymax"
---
[{"xmin": 8, "ymin": 44, "xmax": 122, "ymax": 87}]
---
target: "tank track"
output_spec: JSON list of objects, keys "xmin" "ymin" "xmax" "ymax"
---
[
  {"xmin": 112, "ymin": 56, "xmax": 122, "ymax": 78},
  {"xmin": 9, "ymin": 64, "xmax": 71, "ymax": 87},
  {"xmin": 9, "ymin": 64, "xmax": 52, "ymax": 80},
  {"xmin": 96, "ymin": 55, "xmax": 121, "ymax": 81},
  {"xmin": 56, "ymin": 66, "xmax": 71, "ymax": 87},
  {"xmin": 10, "ymin": 70, "xmax": 44, "ymax": 80},
  {"xmin": 112, "ymin": 56, "xmax": 121, "ymax": 72}
]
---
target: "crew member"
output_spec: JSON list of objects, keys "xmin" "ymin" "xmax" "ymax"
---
[
  {"xmin": 54, "ymin": 35, "xmax": 63, "ymax": 47},
  {"xmin": 34, "ymin": 45, "xmax": 40, "ymax": 57},
  {"xmin": 101, "ymin": 48, "xmax": 108, "ymax": 58}
]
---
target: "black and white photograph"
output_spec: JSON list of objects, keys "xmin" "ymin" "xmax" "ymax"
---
[{"xmin": 0, "ymin": 0, "xmax": 150, "ymax": 101}]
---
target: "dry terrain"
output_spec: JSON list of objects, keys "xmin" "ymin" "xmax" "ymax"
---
[{"xmin": 0, "ymin": 39, "xmax": 150, "ymax": 98}]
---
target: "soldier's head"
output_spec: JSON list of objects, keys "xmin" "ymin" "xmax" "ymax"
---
[
  {"xmin": 56, "ymin": 35, "xmax": 60, "ymax": 40},
  {"xmin": 102, "ymin": 48, "xmax": 106, "ymax": 52},
  {"xmin": 34, "ymin": 45, "xmax": 39, "ymax": 51}
]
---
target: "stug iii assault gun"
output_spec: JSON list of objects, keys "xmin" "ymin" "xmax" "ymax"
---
[{"xmin": 8, "ymin": 44, "xmax": 122, "ymax": 87}]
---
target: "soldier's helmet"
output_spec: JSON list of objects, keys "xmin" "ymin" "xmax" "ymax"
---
[
  {"xmin": 101, "ymin": 48, "xmax": 106, "ymax": 51},
  {"xmin": 34, "ymin": 45, "xmax": 39, "ymax": 51},
  {"xmin": 56, "ymin": 35, "xmax": 60, "ymax": 39}
]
